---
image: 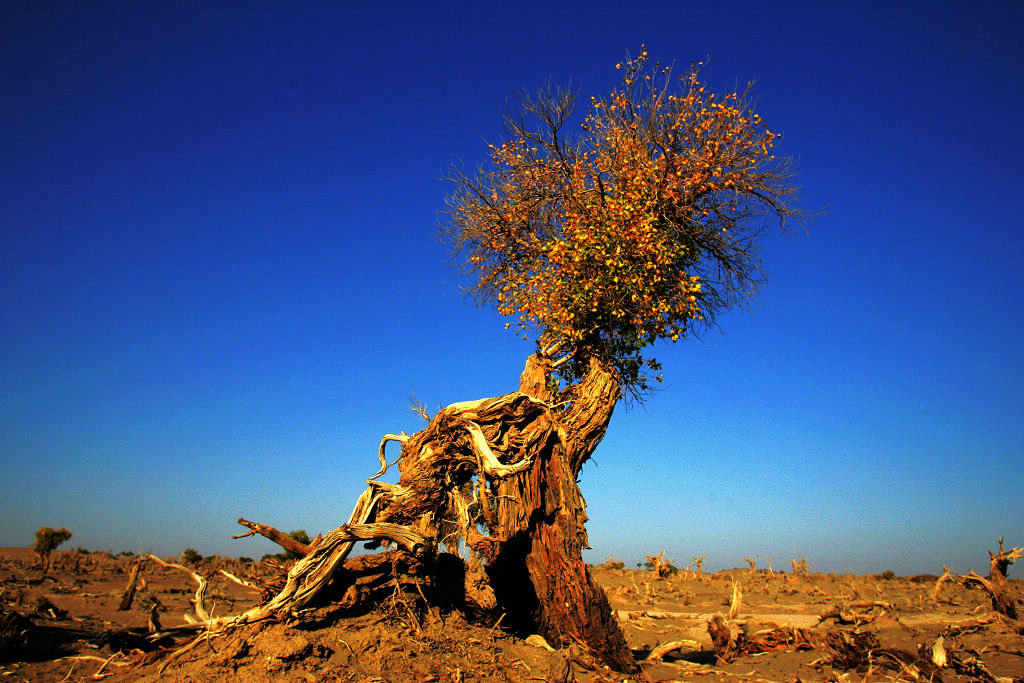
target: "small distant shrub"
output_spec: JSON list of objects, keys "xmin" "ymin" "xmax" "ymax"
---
[
  {"xmin": 909, "ymin": 574, "xmax": 938, "ymax": 584},
  {"xmin": 119, "ymin": 550, "xmax": 135, "ymax": 557},
  {"xmin": 33, "ymin": 527, "xmax": 72, "ymax": 574},
  {"xmin": 597, "ymin": 557, "xmax": 625, "ymax": 570},
  {"xmin": 238, "ymin": 556, "xmax": 253, "ymax": 563},
  {"xmin": 881, "ymin": 570, "xmax": 896, "ymax": 581},
  {"xmin": 181, "ymin": 548, "xmax": 203, "ymax": 565},
  {"xmin": 74, "ymin": 546, "xmax": 90, "ymax": 554}
]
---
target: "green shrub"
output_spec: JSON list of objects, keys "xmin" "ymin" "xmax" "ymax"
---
[{"xmin": 181, "ymin": 548, "xmax": 203, "ymax": 565}]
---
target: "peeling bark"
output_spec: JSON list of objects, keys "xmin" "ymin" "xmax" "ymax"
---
[{"xmin": 486, "ymin": 354, "xmax": 633, "ymax": 671}]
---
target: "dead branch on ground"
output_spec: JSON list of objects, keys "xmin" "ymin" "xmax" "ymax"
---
[
  {"xmin": 818, "ymin": 600, "xmax": 896, "ymax": 626},
  {"xmin": 644, "ymin": 639, "xmax": 700, "ymax": 662}
]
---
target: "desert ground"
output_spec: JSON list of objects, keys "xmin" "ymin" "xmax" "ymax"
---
[{"xmin": 1, "ymin": 546, "xmax": 1022, "ymax": 682}]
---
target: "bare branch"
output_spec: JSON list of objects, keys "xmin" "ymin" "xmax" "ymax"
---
[
  {"xmin": 234, "ymin": 518, "xmax": 312, "ymax": 558},
  {"xmin": 145, "ymin": 554, "xmax": 211, "ymax": 624},
  {"xmin": 218, "ymin": 570, "xmax": 261, "ymax": 593},
  {"xmin": 370, "ymin": 433, "xmax": 408, "ymax": 481}
]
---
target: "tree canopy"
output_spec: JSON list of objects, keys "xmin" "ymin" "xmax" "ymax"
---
[{"xmin": 445, "ymin": 48, "xmax": 802, "ymax": 395}]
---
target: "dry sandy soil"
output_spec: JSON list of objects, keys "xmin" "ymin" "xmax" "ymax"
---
[{"xmin": 2, "ymin": 547, "xmax": 1022, "ymax": 682}]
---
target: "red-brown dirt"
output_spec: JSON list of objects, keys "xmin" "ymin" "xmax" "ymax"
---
[{"xmin": 2, "ymin": 547, "xmax": 1022, "ymax": 681}]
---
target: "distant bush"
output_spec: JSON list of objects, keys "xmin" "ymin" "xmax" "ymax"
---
[
  {"xmin": 596, "ymin": 557, "xmax": 625, "ymax": 570},
  {"xmin": 74, "ymin": 546, "xmax": 90, "ymax": 554},
  {"xmin": 238, "ymin": 556, "xmax": 253, "ymax": 564},
  {"xmin": 181, "ymin": 548, "xmax": 203, "ymax": 565},
  {"xmin": 32, "ymin": 527, "xmax": 72, "ymax": 573},
  {"xmin": 880, "ymin": 570, "xmax": 896, "ymax": 580}
]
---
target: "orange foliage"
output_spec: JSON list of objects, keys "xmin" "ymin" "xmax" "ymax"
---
[{"xmin": 446, "ymin": 48, "xmax": 800, "ymax": 392}]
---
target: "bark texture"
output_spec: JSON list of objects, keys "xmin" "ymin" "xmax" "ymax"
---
[{"xmin": 485, "ymin": 354, "xmax": 632, "ymax": 670}]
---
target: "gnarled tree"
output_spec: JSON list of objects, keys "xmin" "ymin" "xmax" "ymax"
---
[
  {"xmin": 33, "ymin": 526, "xmax": 72, "ymax": 575},
  {"xmin": 205, "ymin": 48, "xmax": 802, "ymax": 672}
]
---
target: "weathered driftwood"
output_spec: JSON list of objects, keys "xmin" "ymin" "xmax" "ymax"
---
[{"xmin": 645, "ymin": 639, "xmax": 700, "ymax": 662}]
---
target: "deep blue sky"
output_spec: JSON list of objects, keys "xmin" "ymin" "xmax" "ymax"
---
[{"xmin": 2, "ymin": 2, "xmax": 1021, "ymax": 575}]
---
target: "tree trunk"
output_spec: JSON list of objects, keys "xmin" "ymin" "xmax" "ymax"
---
[{"xmin": 486, "ymin": 354, "xmax": 634, "ymax": 671}]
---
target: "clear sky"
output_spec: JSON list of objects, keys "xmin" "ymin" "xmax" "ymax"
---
[{"xmin": 2, "ymin": 1, "xmax": 1022, "ymax": 576}]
